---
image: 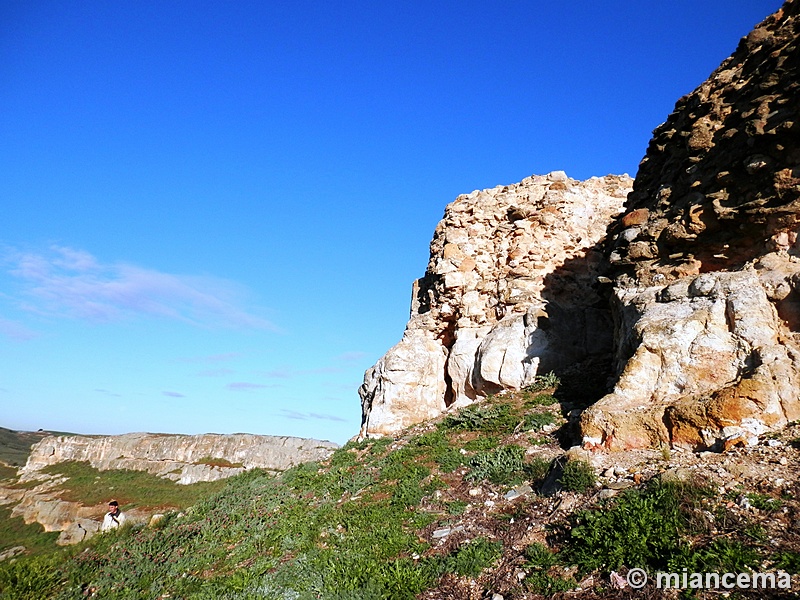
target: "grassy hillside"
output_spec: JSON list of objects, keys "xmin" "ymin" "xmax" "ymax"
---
[
  {"xmin": 0, "ymin": 428, "xmax": 66, "ymax": 468},
  {"xmin": 2, "ymin": 379, "xmax": 800, "ymax": 598},
  {"xmin": 40, "ymin": 462, "xmax": 227, "ymax": 510},
  {"xmin": 0, "ymin": 463, "xmax": 228, "ymax": 561}
]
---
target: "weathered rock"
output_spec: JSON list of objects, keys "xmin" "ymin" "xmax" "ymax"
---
[
  {"xmin": 22, "ymin": 432, "xmax": 338, "ymax": 484},
  {"xmin": 360, "ymin": 173, "xmax": 632, "ymax": 437},
  {"xmin": 581, "ymin": 264, "xmax": 800, "ymax": 450},
  {"xmin": 360, "ymin": 2, "xmax": 800, "ymax": 451},
  {"xmin": 606, "ymin": 1, "xmax": 800, "ymax": 285},
  {"xmin": 581, "ymin": 0, "xmax": 800, "ymax": 450},
  {"xmin": 3, "ymin": 432, "xmax": 338, "ymax": 545},
  {"xmin": 0, "ymin": 546, "xmax": 26, "ymax": 562}
]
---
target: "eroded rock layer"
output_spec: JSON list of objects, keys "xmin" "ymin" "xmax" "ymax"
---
[
  {"xmin": 22, "ymin": 432, "xmax": 338, "ymax": 484},
  {"xmin": 360, "ymin": 173, "xmax": 632, "ymax": 436}
]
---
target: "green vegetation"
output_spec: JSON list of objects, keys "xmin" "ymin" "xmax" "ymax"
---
[
  {"xmin": 566, "ymin": 481, "xmax": 699, "ymax": 573},
  {"xmin": 522, "ymin": 391, "xmax": 558, "ymax": 407},
  {"xmin": 440, "ymin": 537, "xmax": 502, "ymax": 577},
  {"xmin": 0, "ymin": 434, "xmax": 507, "ymax": 600},
  {"xmin": 558, "ymin": 459, "xmax": 596, "ymax": 493},
  {"xmin": 0, "ymin": 463, "xmax": 18, "ymax": 481},
  {"xmin": 523, "ymin": 371, "xmax": 560, "ymax": 393},
  {"xmin": 0, "ymin": 552, "xmax": 67, "ymax": 600},
  {"xmin": 466, "ymin": 444, "xmax": 527, "ymax": 484},
  {"xmin": 464, "ymin": 445, "xmax": 551, "ymax": 487},
  {"xmin": 0, "ymin": 428, "xmax": 62, "ymax": 467},
  {"xmin": 747, "ymin": 491, "xmax": 782, "ymax": 511},
  {"xmin": 439, "ymin": 403, "xmax": 520, "ymax": 433},
  {"xmin": 4, "ymin": 387, "xmax": 796, "ymax": 599},
  {"xmin": 40, "ymin": 461, "xmax": 226, "ymax": 509},
  {"xmin": 0, "ymin": 506, "xmax": 60, "ymax": 555},
  {"xmin": 774, "ymin": 550, "xmax": 800, "ymax": 574}
]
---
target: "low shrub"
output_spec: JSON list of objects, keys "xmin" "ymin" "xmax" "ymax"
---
[
  {"xmin": 774, "ymin": 550, "xmax": 800, "ymax": 574},
  {"xmin": 522, "ymin": 392, "xmax": 558, "ymax": 407},
  {"xmin": 523, "ymin": 371, "xmax": 560, "ymax": 393},
  {"xmin": 558, "ymin": 459, "xmax": 596, "ymax": 493},
  {"xmin": 439, "ymin": 404, "xmax": 520, "ymax": 434},
  {"xmin": 525, "ymin": 571, "xmax": 576, "ymax": 595},
  {"xmin": 524, "ymin": 542, "xmax": 559, "ymax": 569},
  {"xmin": 523, "ymin": 411, "xmax": 556, "ymax": 432},
  {"xmin": 466, "ymin": 445, "xmax": 526, "ymax": 485},
  {"xmin": 441, "ymin": 537, "xmax": 502, "ymax": 577},
  {"xmin": 0, "ymin": 552, "xmax": 66, "ymax": 600},
  {"xmin": 565, "ymin": 481, "xmax": 708, "ymax": 574}
]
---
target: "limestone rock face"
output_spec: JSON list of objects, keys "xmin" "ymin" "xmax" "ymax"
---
[
  {"xmin": 581, "ymin": 259, "xmax": 800, "ymax": 450},
  {"xmin": 580, "ymin": 0, "xmax": 800, "ymax": 450},
  {"xmin": 361, "ymin": 2, "xmax": 800, "ymax": 450},
  {"xmin": 360, "ymin": 173, "xmax": 632, "ymax": 437},
  {"xmin": 22, "ymin": 432, "xmax": 338, "ymax": 484}
]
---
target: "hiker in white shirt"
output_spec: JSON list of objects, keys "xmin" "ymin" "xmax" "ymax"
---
[{"xmin": 101, "ymin": 500, "xmax": 126, "ymax": 531}]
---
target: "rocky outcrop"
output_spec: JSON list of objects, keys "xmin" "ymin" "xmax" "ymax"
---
[
  {"xmin": 580, "ymin": 0, "xmax": 800, "ymax": 450},
  {"xmin": 605, "ymin": 1, "xmax": 800, "ymax": 285},
  {"xmin": 581, "ymin": 259, "xmax": 800, "ymax": 450},
  {"xmin": 22, "ymin": 432, "xmax": 338, "ymax": 484},
  {"xmin": 360, "ymin": 173, "xmax": 632, "ymax": 437},
  {"xmin": 361, "ymin": 1, "xmax": 800, "ymax": 451}
]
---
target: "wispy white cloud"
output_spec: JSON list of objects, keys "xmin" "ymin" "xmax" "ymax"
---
[
  {"xmin": 262, "ymin": 366, "xmax": 342, "ymax": 379},
  {"xmin": 279, "ymin": 409, "xmax": 348, "ymax": 423},
  {"xmin": 226, "ymin": 381, "xmax": 276, "ymax": 391},
  {"xmin": 4, "ymin": 246, "xmax": 274, "ymax": 330},
  {"xmin": 0, "ymin": 316, "xmax": 38, "ymax": 341},
  {"xmin": 197, "ymin": 368, "xmax": 235, "ymax": 377}
]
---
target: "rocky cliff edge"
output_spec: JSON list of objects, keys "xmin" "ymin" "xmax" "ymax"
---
[{"xmin": 361, "ymin": 0, "xmax": 800, "ymax": 452}]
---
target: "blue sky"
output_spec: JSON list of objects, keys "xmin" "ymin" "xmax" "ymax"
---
[{"xmin": 0, "ymin": 1, "xmax": 782, "ymax": 444}]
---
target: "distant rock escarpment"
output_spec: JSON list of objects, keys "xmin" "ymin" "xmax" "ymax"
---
[
  {"xmin": 22, "ymin": 432, "xmax": 338, "ymax": 484},
  {"xmin": 359, "ymin": 173, "xmax": 633, "ymax": 437},
  {"xmin": 3, "ymin": 432, "xmax": 337, "ymax": 544},
  {"xmin": 361, "ymin": 1, "xmax": 800, "ymax": 452}
]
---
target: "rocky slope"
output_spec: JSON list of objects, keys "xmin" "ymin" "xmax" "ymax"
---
[{"xmin": 361, "ymin": 0, "xmax": 800, "ymax": 452}]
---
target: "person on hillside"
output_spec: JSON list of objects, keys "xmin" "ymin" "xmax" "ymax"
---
[{"xmin": 101, "ymin": 500, "xmax": 126, "ymax": 531}]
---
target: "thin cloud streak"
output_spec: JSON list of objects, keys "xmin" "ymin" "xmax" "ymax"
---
[
  {"xmin": 279, "ymin": 409, "xmax": 348, "ymax": 423},
  {"xmin": 5, "ymin": 246, "xmax": 274, "ymax": 330},
  {"xmin": 197, "ymin": 368, "xmax": 235, "ymax": 377},
  {"xmin": 226, "ymin": 382, "xmax": 275, "ymax": 391},
  {"xmin": 163, "ymin": 391, "xmax": 185, "ymax": 398},
  {"xmin": 262, "ymin": 366, "xmax": 342, "ymax": 379}
]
